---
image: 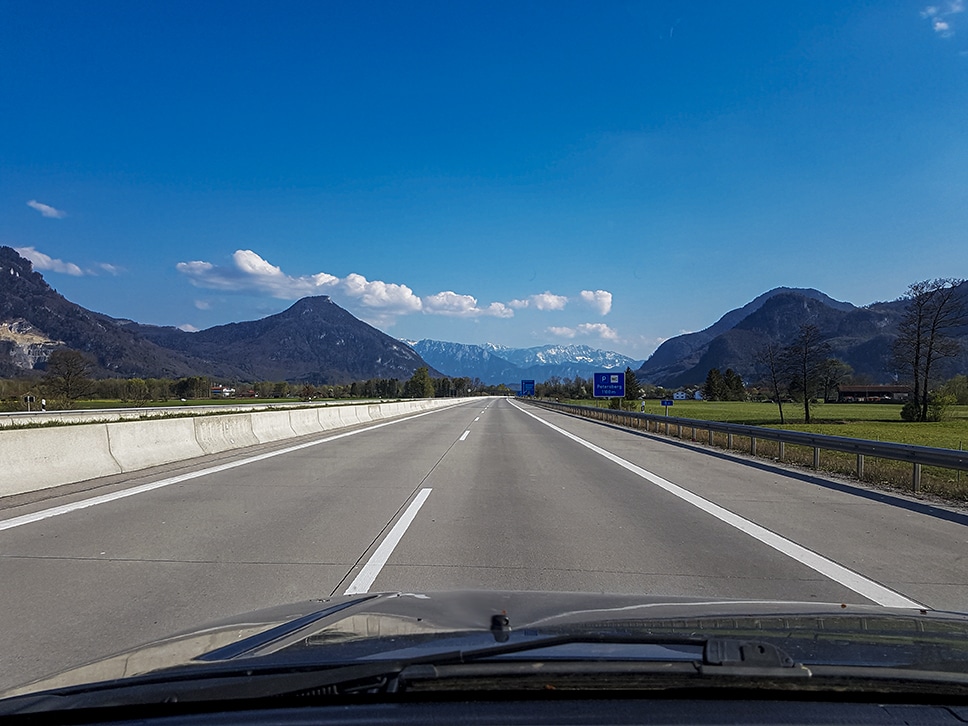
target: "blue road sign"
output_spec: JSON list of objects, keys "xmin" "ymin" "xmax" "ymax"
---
[
  {"xmin": 661, "ymin": 399, "xmax": 674, "ymax": 407},
  {"xmin": 593, "ymin": 372, "xmax": 626, "ymax": 398},
  {"xmin": 520, "ymin": 380, "xmax": 535, "ymax": 396}
]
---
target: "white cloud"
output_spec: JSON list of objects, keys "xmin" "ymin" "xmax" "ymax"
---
[
  {"xmin": 577, "ymin": 322, "xmax": 619, "ymax": 340},
  {"xmin": 178, "ymin": 323, "xmax": 201, "ymax": 332},
  {"xmin": 579, "ymin": 289, "xmax": 613, "ymax": 315},
  {"xmin": 26, "ymin": 200, "xmax": 66, "ymax": 218},
  {"xmin": 547, "ymin": 322, "xmax": 619, "ymax": 341},
  {"xmin": 422, "ymin": 292, "xmax": 516, "ymax": 318},
  {"xmin": 176, "ymin": 249, "xmax": 515, "ymax": 320},
  {"xmin": 923, "ymin": 1, "xmax": 962, "ymax": 35},
  {"xmin": 14, "ymin": 246, "xmax": 84, "ymax": 276},
  {"xmin": 194, "ymin": 299, "xmax": 212, "ymax": 310},
  {"xmin": 343, "ymin": 273, "xmax": 422, "ymax": 313},
  {"xmin": 177, "ymin": 250, "xmax": 342, "ymax": 299},
  {"xmin": 510, "ymin": 292, "xmax": 569, "ymax": 310},
  {"xmin": 531, "ymin": 291, "xmax": 568, "ymax": 311},
  {"xmin": 97, "ymin": 262, "xmax": 122, "ymax": 275},
  {"xmin": 483, "ymin": 302, "xmax": 514, "ymax": 318}
]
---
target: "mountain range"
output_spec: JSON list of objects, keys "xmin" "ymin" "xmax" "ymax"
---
[
  {"xmin": 1, "ymin": 246, "xmax": 431, "ymax": 384},
  {"xmin": 403, "ymin": 339, "xmax": 643, "ymax": 385},
  {"xmin": 3, "ymin": 245, "xmax": 965, "ymax": 388}
]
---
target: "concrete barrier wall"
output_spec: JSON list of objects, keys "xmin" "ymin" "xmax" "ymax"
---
[
  {"xmin": 1, "ymin": 426, "xmax": 122, "ymax": 497},
  {"xmin": 250, "ymin": 410, "xmax": 296, "ymax": 443},
  {"xmin": 107, "ymin": 418, "xmax": 205, "ymax": 471},
  {"xmin": 288, "ymin": 408, "xmax": 324, "ymax": 435},
  {"xmin": 0, "ymin": 399, "xmax": 472, "ymax": 498},
  {"xmin": 194, "ymin": 413, "xmax": 260, "ymax": 454}
]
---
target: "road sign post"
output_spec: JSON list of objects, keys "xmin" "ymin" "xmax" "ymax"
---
[{"xmin": 661, "ymin": 399, "xmax": 673, "ymax": 416}]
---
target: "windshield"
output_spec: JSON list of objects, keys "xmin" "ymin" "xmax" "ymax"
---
[{"xmin": 1, "ymin": 0, "xmax": 967, "ymax": 707}]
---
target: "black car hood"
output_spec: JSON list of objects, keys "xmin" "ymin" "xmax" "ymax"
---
[{"xmin": 5, "ymin": 591, "xmax": 968, "ymax": 699}]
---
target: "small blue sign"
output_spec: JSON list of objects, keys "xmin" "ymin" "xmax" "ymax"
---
[
  {"xmin": 593, "ymin": 372, "xmax": 626, "ymax": 398},
  {"xmin": 520, "ymin": 380, "xmax": 535, "ymax": 396},
  {"xmin": 661, "ymin": 399, "xmax": 674, "ymax": 407}
]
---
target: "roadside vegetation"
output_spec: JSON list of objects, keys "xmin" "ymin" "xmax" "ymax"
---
[{"xmin": 0, "ymin": 365, "xmax": 504, "ymax": 414}]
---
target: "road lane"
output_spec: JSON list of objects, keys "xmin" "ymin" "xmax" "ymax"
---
[
  {"xmin": 1, "ymin": 396, "xmax": 965, "ymax": 694},
  {"xmin": 0, "ymin": 402, "xmax": 480, "ymax": 690},
  {"xmin": 504, "ymin": 401, "xmax": 968, "ymax": 610},
  {"xmin": 367, "ymin": 399, "xmax": 878, "ymax": 601}
]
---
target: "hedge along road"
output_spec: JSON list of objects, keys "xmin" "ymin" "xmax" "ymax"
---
[{"xmin": 0, "ymin": 397, "xmax": 966, "ymax": 692}]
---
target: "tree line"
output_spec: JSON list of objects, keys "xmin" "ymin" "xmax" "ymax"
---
[{"xmin": 0, "ymin": 357, "xmax": 501, "ymax": 412}]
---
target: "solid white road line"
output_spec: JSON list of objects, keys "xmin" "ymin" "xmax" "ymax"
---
[
  {"xmin": 343, "ymin": 488, "xmax": 432, "ymax": 594},
  {"xmin": 510, "ymin": 400, "xmax": 924, "ymax": 609},
  {"xmin": 0, "ymin": 404, "xmax": 468, "ymax": 534},
  {"xmin": 459, "ymin": 430, "xmax": 470, "ymax": 441}
]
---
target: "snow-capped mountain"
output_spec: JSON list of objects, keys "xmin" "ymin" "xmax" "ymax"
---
[{"xmin": 405, "ymin": 340, "xmax": 644, "ymax": 385}]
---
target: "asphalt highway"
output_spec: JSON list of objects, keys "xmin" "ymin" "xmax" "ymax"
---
[{"xmin": 1, "ymin": 397, "xmax": 966, "ymax": 691}]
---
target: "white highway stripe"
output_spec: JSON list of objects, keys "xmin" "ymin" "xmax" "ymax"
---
[
  {"xmin": 0, "ymin": 405, "xmax": 467, "ymax": 533},
  {"xmin": 510, "ymin": 400, "xmax": 924, "ymax": 609},
  {"xmin": 459, "ymin": 430, "xmax": 470, "ymax": 441},
  {"xmin": 344, "ymin": 488, "xmax": 432, "ymax": 594},
  {"xmin": 474, "ymin": 417, "xmax": 480, "ymax": 422}
]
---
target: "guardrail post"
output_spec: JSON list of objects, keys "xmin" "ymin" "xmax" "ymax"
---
[
  {"xmin": 727, "ymin": 433, "xmax": 733, "ymax": 450},
  {"xmin": 778, "ymin": 442, "xmax": 784, "ymax": 462},
  {"xmin": 856, "ymin": 454, "xmax": 864, "ymax": 480},
  {"xmin": 813, "ymin": 447, "xmax": 820, "ymax": 469},
  {"xmin": 677, "ymin": 423, "xmax": 682, "ymax": 438},
  {"xmin": 751, "ymin": 437, "xmax": 757, "ymax": 456},
  {"xmin": 913, "ymin": 463, "xmax": 921, "ymax": 493},
  {"xmin": 691, "ymin": 426, "xmax": 696, "ymax": 441}
]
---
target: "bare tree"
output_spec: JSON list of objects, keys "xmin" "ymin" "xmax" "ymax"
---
[
  {"xmin": 818, "ymin": 358, "xmax": 852, "ymax": 402},
  {"xmin": 782, "ymin": 324, "xmax": 830, "ymax": 424},
  {"xmin": 754, "ymin": 341, "xmax": 786, "ymax": 424},
  {"xmin": 893, "ymin": 278, "xmax": 967, "ymax": 422},
  {"xmin": 43, "ymin": 349, "xmax": 95, "ymax": 408}
]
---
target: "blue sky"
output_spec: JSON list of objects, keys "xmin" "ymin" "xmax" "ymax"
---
[{"xmin": 2, "ymin": 1, "xmax": 966, "ymax": 359}]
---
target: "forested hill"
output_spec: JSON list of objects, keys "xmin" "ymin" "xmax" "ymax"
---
[{"xmin": 636, "ymin": 285, "xmax": 968, "ymax": 387}]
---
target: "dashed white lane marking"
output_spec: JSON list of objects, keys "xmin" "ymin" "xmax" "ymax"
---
[
  {"xmin": 474, "ymin": 417, "xmax": 480, "ymax": 422},
  {"xmin": 509, "ymin": 401, "xmax": 924, "ymax": 609},
  {"xmin": 344, "ymin": 488, "xmax": 432, "ymax": 594},
  {"xmin": 459, "ymin": 430, "xmax": 470, "ymax": 441}
]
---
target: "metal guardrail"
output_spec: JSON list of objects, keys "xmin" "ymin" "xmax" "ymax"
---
[{"xmin": 525, "ymin": 400, "xmax": 968, "ymax": 493}]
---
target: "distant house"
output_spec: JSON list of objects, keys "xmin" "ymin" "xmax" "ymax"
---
[
  {"xmin": 210, "ymin": 386, "xmax": 236, "ymax": 398},
  {"xmin": 837, "ymin": 385, "xmax": 909, "ymax": 402},
  {"xmin": 673, "ymin": 391, "xmax": 688, "ymax": 400}
]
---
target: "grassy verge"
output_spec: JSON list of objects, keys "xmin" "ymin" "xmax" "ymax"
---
[{"xmin": 561, "ymin": 399, "xmax": 968, "ymax": 503}]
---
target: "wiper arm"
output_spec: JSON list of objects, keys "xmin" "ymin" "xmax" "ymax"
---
[{"xmin": 0, "ymin": 634, "xmax": 804, "ymax": 715}]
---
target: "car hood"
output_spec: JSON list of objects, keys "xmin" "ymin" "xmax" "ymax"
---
[{"xmin": 5, "ymin": 591, "xmax": 968, "ymax": 699}]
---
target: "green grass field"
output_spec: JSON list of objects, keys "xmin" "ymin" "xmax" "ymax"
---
[{"xmin": 573, "ymin": 399, "xmax": 968, "ymax": 452}]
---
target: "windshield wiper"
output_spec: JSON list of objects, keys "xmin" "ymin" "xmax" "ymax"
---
[{"xmin": 0, "ymin": 633, "xmax": 804, "ymax": 715}]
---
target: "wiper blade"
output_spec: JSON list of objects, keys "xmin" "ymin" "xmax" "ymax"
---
[
  {"xmin": 399, "ymin": 632, "xmax": 800, "ymax": 670},
  {"xmin": 0, "ymin": 634, "xmax": 804, "ymax": 715}
]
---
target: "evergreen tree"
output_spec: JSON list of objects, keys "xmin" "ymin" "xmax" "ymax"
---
[
  {"xmin": 723, "ymin": 368, "xmax": 745, "ymax": 401},
  {"xmin": 703, "ymin": 368, "xmax": 726, "ymax": 401},
  {"xmin": 404, "ymin": 367, "xmax": 435, "ymax": 398},
  {"xmin": 624, "ymin": 367, "xmax": 642, "ymax": 401}
]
